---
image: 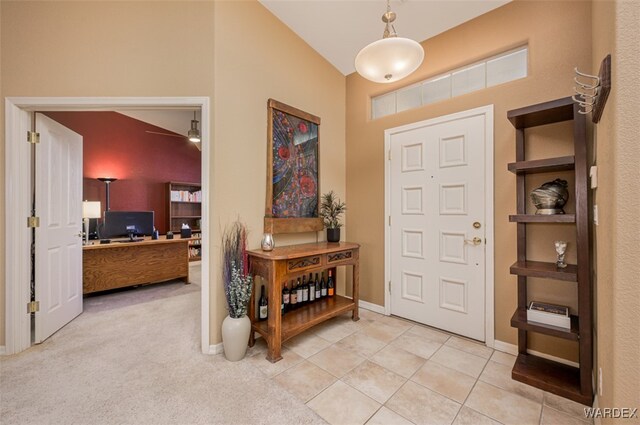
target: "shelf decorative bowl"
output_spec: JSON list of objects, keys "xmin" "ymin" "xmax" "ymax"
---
[{"xmin": 530, "ymin": 179, "xmax": 569, "ymax": 215}]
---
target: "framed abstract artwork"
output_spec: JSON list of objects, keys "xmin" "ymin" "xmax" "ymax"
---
[{"xmin": 264, "ymin": 99, "xmax": 323, "ymax": 234}]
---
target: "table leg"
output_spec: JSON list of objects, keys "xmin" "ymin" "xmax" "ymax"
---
[
  {"xmin": 184, "ymin": 242, "xmax": 191, "ymax": 284},
  {"xmin": 352, "ymin": 257, "xmax": 360, "ymax": 322},
  {"xmin": 266, "ymin": 262, "xmax": 283, "ymax": 362},
  {"xmin": 248, "ymin": 259, "xmax": 258, "ymax": 348}
]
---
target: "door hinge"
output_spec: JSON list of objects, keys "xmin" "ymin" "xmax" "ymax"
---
[
  {"xmin": 388, "ymin": 216, "xmax": 392, "ymax": 226},
  {"xmin": 27, "ymin": 131, "xmax": 40, "ymax": 144},
  {"xmin": 27, "ymin": 301, "xmax": 40, "ymax": 313},
  {"xmin": 388, "ymin": 150, "xmax": 392, "ymax": 161},
  {"xmin": 388, "ymin": 281, "xmax": 392, "ymax": 292},
  {"xmin": 27, "ymin": 216, "xmax": 40, "ymax": 228}
]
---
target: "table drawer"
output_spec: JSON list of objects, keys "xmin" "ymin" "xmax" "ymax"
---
[
  {"xmin": 327, "ymin": 250, "xmax": 354, "ymax": 265},
  {"xmin": 287, "ymin": 255, "xmax": 321, "ymax": 272}
]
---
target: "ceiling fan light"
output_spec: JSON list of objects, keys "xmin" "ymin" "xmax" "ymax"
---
[
  {"xmin": 187, "ymin": 117, "xmax": 201, "ymax": 143},
  {"xmin": 355, "ymin": 37, "xmax": 424, "ymax": 84}
]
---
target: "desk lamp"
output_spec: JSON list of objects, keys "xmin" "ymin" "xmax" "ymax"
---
[{"xmin": 82, "ymin": 201, "xmax": 101, "ymax": 245}]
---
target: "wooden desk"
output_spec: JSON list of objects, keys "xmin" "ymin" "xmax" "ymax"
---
[
  {"xmin": 83, "ymin": 236, "xmax": 191, "ymax": 294},
  {"xmin": 247, "ymin": 242, "xmax": 360, "ymax": 362}
]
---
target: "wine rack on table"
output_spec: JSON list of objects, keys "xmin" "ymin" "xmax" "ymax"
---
[{"xmin": 247, "ymin": 242, "xmax": 360, "ymax": 362}]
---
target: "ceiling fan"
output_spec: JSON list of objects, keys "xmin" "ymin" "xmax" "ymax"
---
[
  {"xmin": 144, "ymin": 111, "xmax": 201, "ymax": 150},
  {"xmin": 145, "ymin": 130, "xmax": 201, "ymax": 152}
]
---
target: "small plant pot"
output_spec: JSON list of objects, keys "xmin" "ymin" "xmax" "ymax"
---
[{"xmin": 327, "ymin": 228, "xmax": 341, "ymax": 243}]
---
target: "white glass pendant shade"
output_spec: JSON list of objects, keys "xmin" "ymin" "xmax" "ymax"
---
[{"xmin": 355, "ymin": 37, "xmax": 424, "ymax": 84}]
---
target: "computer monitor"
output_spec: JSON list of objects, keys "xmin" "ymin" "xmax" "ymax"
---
[{"xmin": 102, "ymin": 211, "xmax": 154, "ymax": 239}]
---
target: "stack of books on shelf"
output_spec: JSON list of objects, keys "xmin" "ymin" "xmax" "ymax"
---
[
  {"xmin": 189, "ymin": 246, "xmax": 201, "ymax": 258},
  {"xmin": 170, "ymin": 190, "xmax": 202, "ymax": 202},
  {"xmin": 527, "ymin": 301, "xmax": 571, "ymax": 329}
]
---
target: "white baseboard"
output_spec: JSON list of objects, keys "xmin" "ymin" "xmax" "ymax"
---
[
  {"xmin": 0, "ymin": 346, "xmax": 5, "ymax": 355},
  {"xmin": 208, "ymin": 343, "xmax": 224, "ymax": 355},
  {"xmin": 359, "ymin": 300, "xmax": 386, "ymax": 315},
  {"xmin": 494, "ymin": 340, "xmax": 580, "ymax": 368},
  {"xmin": 207, "ymin": 333, "xmax": 264, "ymax": 355}
]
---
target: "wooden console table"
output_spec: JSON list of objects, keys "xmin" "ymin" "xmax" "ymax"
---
[
  {"xmin": 247, "ymin": 242, "xmax": 360, "ymax": 362},
  {"xmin": 83, "ymin": 236, "xmax": 191, "ymax": 294}
]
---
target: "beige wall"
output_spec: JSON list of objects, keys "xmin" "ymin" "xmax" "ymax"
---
[
  {"xmin": 0, "ymin": 0, "xmax": 216, "ymax": 347},
  {"xmin": 592, "ymin": 0, "xmax": 640, "ymax": 418},
  {"xmin": 211, "ymin": 0, "xmax": 345, "ymax": 344},
  {"xmin": 345, "ymin": 0, "xmax": 592, "ymax": 360},
  {"xmin": 0, "ymin": 1, "xmax": 346, "ymax": 348}
]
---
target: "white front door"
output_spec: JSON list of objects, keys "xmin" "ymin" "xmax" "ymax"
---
[
  {"xmin": 34, "ymin": 113, "xmax": 84, "ymax": 343},
  {"xmin": 389, "ymin": 110, "xmax": 489, "ymax": 341}
]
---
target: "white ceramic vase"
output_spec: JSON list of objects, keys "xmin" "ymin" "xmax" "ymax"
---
[{"xmin": 221, "ymin": 315, "xmax": 251, "ymax": 361}]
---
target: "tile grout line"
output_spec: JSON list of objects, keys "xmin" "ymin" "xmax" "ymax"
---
[
  {"xmin": 451, "ymin": 350, "xmax": 499, "ymax": 425},
  {"xmin": 376, "ymin": 336, "xmax": 450, "ymax": 425}
]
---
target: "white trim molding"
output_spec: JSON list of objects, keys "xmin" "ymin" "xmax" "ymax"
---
[
  {"xmin": 4, "ymin": 97, "xmax": 211, "ymax": 355},
  {"xmin": 208, "ymin": 343, "xmax": 224, "ymax": 355},
  {"xmin": 493, "ymin": 340, "xmax": 580, "ymax": 368},
  {"xmin": 384, "ymin": 105, "xmax": 495, "ymax": 348},
  {"xmin": 359, "ymin": 300, "xmax": 386, "ymax": 315}
]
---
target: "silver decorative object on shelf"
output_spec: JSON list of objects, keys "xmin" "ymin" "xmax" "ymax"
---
[
  {"xmin": 260, "ymin": 233, "xmax": 275, "ymax": 251},
  {"xmin": 554, "ymin": 240, "xmax": 568, "ymax": 269},
  {"xmin": 530, "ymin": 179, "xmax": 569, "ymax": 214}
]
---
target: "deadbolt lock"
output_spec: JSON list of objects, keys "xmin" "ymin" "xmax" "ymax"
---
[{"xmin": 473, "ymin": 222, "xmax": 481, "ymax": 229}]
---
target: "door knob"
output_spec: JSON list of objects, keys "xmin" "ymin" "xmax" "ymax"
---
[
  {"xmin": 465, "ymin": 237, "xmax": 482, "ymax": 245},
  {"xmin": 473, "ymin": 222, "xmax": 481, "ymax": 229},
  {"xmin": 76, "ymin": 232, "xmax": 84, "ymax": 238}
]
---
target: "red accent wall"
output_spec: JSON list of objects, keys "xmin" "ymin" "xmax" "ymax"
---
[{"xmin": 44, "ymin": 112, "xmax": 201, "ymax": 234}]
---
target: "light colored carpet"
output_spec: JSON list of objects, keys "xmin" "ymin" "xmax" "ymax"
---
[{"xmin": 0, "ymin": 264, "xmax": 325, "ymax": 425}]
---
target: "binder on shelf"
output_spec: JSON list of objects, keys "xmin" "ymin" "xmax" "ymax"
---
[{"xmin": 527, "ymin": 301, "xmax": 570, "ymax": 329}]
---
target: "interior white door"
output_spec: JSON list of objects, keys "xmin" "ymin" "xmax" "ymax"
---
[
  {"xmin": 390, "ymin": 113, "xmax": 486, "ymax": 341},
  {"xmin": 34, "ymin": 113, "xmax": 84, "ymax": 343}
]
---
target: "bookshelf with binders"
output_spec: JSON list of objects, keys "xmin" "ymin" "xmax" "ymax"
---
[{"xmin": 166, "ymin": 181, "xmax": 202, "ymax": 261}]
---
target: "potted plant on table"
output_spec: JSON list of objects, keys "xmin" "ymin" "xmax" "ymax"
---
[
  {"xmin": 221, "ymin": 221, "xmax": 253, "ymax": 361},
  {"xmin": 320, "ymin": 191, "xmax": 346, "ymax": 243}
]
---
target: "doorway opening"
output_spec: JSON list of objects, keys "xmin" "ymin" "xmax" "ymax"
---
[{"xmin": 5, "ymin": 97, "xmax": 211, "ymax": 355}]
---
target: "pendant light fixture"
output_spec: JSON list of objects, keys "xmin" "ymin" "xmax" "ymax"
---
[
  {"xmin": 355, "ymin": 0, "xmax": 424, "ymax": 84},
  {"xmin": 187, "ymin": 111, "xmax": 201, "ymax": 143}
]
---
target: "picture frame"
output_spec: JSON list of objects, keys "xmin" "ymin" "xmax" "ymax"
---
[{"xmin": 264, "ymin": 99, "xmax": 323, "ymax": 234}]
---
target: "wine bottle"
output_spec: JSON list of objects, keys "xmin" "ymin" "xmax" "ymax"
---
[
  {"xmin": 320, "ymin": 272, "xmax": 327, "ymax": 298},
  {"xmin": 281, "ymin": 281, "xmax": 288, "ymax": 315},
  {"xmin": 328, "ymin": 270, "xmax": 335, "ymax": 297},
  {"xmin": 289, "ymin": 280, "xmax": 298, "ymax": 309},
  {"xmin": 314, "ymin": 273, "xmax": 321, "ymax": 300},
  {"xmin": 309, "ymin": 274, "xmax": 316, "ymax": 302},
  {"xmin": 296, "ymin": 277, "xmax": 303, "ymax": 306},
  {"xmin": 302, "ymin": 275, "xmax": 309, "ymax": 303},
  {"xmin": 259, "ymin": 285, "xmax": 268, "ymax": 320}
]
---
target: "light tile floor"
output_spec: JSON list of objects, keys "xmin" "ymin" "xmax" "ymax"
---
[{"xmin": 243, "ymin": 308, "xmax": 593, "ymax": 425}]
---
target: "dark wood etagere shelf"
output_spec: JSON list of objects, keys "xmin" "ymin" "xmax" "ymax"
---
[
  {"xmin": 507, "ymin": 97, "xmax": 593, "ymax": 406},
  {"xmin": 509, "ymin": 214, "xmax": 576, "ymax": 223}
]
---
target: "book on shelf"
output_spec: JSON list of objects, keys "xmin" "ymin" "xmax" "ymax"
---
[
  {"xmin": 527, "ymin": 301, "xmax": 571, "ymax": 329},
  {"xmin": 171, "ymin": 190, "xmax": 202, "ymax": 202}
]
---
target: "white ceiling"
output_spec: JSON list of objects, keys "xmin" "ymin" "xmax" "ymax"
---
[
  {"xmin": 115, "ymin": 109, "xmax": 199, "ymax": 138},
  {"xmin": 259, "ymin": 0, "xmax": 511, "ymax": 75}
]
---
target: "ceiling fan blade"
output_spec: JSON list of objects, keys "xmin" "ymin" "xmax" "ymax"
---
[{"xmin": 145, "ymin": 130, "xmax": 187, "ymax": 139}]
